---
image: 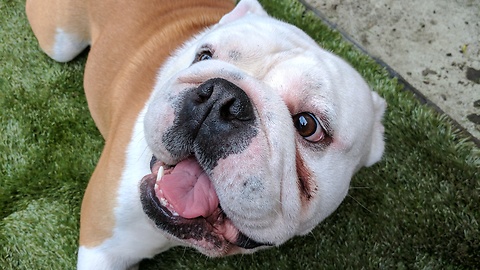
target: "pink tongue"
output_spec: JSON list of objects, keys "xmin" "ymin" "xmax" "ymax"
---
[{"xmin": 158, "ymin": 158, "xmax": 219, "ymax": 218}]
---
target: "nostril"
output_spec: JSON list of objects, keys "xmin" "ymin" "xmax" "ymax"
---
[
  {"xmin": 193, "ymin": 78, "xmax": 255, "ymax": 123},
  {"xmin": 196, "ymin": 83, "xmax": 214, "ymax": 103},
  {"xmin": 220, "ymin": 99, "xmax": 234, "ymax": 121},
  {"xmin": 220, "ymin": 98, "xmax": 253, "ymax": 121}
]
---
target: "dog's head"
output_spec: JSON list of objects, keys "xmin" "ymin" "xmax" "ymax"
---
[{"xmin": 140, "ymin": 0, "xmax": 386, "ymax": 256}]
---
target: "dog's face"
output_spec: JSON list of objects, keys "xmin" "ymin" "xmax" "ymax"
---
[{"xmin": 140, "ymin": 0, "xmax": 386, "ymax": 256}]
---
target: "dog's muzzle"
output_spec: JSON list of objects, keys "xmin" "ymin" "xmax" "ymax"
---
[{"xmin": 140, "ymin": 78, "xmax": 271, "ymax": 253}]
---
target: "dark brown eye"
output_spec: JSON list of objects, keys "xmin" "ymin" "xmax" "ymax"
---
[
  {"xmin": 194, "ymin": 50, "xmax": 213, "ymax": 62},
  {"xmin": 293, "ymin": 112, "xmax": 325, "ymax": 142}
]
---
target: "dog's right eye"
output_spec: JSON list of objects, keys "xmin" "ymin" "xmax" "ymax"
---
[
  {"xmin": 194, "ymin": 50, "xmax": 213, "ymax": 63},
  {"xmin": 293, "ymin": 112, "xmax": 325, "ymax": 143}
]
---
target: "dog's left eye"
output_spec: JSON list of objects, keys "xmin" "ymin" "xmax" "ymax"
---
[{"xmin": 293, "ymin": 112, "xmax": 325, "ymax": 142}]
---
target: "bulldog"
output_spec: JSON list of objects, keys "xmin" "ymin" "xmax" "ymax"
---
[{"xmin": 26, "ymin": 0, "xmax": 386, "ymax": 268}]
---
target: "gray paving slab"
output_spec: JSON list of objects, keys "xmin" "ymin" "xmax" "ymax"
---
[{"xmin": 303, "ymin": 0, "xmax": 480, "ymax": 142}]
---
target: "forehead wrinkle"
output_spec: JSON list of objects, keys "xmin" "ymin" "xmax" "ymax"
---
[
  {"xmin": 278, "ymin": 63, "xmax": 337, "ymax": 135},
  {"xmin": 275, "ymin": 60, "xmax": 322, "ymax": 112}
]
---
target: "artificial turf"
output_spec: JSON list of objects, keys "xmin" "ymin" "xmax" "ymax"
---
[{"xmin": 1, "ymin": 0, "xmax": 479, "ymax": 269}]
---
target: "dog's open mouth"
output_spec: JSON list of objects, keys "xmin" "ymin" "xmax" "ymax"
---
[{"xmin": 140, "ymin": 155, "xmax": 269, "ymax": 254}]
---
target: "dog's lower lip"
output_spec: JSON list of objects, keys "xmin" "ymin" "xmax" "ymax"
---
[{"xmin": 143, "ymin": 155, "xmax": 270, "ymax": 250}]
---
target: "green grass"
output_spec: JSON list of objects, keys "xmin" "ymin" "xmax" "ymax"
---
[{"xmin": 1, "ymin": 0, "xmax": 479, "ymax": 269}]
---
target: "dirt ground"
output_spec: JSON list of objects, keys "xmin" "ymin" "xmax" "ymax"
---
[{"xmin": 303, "ymin": 0, "xmax": 480, "ymax": 140}]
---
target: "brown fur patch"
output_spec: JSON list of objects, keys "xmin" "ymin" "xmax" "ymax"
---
[
  {"xmin": 296, "ymin": 150, "xmax": 317, "ymax": 204},
  {"xmin": 61, "ymin": 0, "xmax": 235, "ymax": 247}
]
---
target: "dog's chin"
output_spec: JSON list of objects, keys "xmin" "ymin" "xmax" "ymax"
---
[{"xmin": 139, "ymin": 155, "xmax": 270, "ymax": 256}]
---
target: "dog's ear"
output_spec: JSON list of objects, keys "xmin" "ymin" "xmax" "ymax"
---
[
  {"xmin": 219, "ymin": 0, "xmax": 268, "ymax": 25},
  {"xmin": 365, "ymin": 91, "xmax": 387, "ymax": 167}
]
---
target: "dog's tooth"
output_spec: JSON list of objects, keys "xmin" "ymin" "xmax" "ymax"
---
[
  {"xmin": 160, "ymin": 197, "xmax": 168, "ymax": 207},
  {"xmin": 156, "ymin": 166, "xmax": 164, "ymax": 182}
]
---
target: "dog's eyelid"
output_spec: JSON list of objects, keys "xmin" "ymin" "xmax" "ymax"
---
[
  {"xmin": 193, "ymin": 44, "xmax": 215, "ymax": 63},
  {"xmin": 199, "ymin": 43, "xmax": 213, "ymax": 50},
  {"xmin": 199, "ymin": 44, "xmax": 214, "ymax": 55}
]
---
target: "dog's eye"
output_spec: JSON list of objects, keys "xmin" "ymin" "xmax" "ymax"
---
[
  {"xmin": 293, "ymin": 112, "xmax": 325, "ymax": 142},
  {"xmin": 194, "ymin": 50, "xmax": 213, "ymax": 62}
]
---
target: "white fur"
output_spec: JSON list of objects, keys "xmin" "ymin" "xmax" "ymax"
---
[
  {"xmin": 53, "ymin": 28, "xmax": 89, "ymax": 62},
  {"xmin": 77, "ymin": 0, "xmax": 386, "ymax": 268},
  {"xmin": 77, "ymin": 109, "xmax": 175, "ymax": 270},
  {"xmin": 219, "ymin": 0, "xmax": 267, "ymax": 24}
]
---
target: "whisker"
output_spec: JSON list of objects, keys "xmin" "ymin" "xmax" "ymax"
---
[
  {"xmin": 347, "ymin": 194, "xmax": 373, "ymax": 214},
  {"xmin": 349, "ymin": 186, "xmax": 372, "ymax": 190},
  {"xmin": 181, "ymin": 246, "xmax": 189, "ymax": 259},
  {"xmin": 306, "ymin": 229, "xmax": 318, "ymax": 242},
  {"xmin": 140, "ymin": 143, "xmax": 150, "ymax": 159},
  {"xmin": 237, "ymin": 252, "xmax": 246, "ymax": 264}
]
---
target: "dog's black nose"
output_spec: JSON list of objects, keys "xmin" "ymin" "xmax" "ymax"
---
[
  {"xmin": 163, "ymin": 77, "xmax": 257, "ymax": 170},
  {"xmin": 195, "ymin": 78, "xmax": 254, "ymax": 122}
]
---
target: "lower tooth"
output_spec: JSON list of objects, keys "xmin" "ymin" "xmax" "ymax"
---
[
  {"xmin": 160, "ymin": 197, "xmax": 168, "ymax": 207},
  {"xmin": 159, "ymin": 197, "xmax": 178, "ymax": 216}
]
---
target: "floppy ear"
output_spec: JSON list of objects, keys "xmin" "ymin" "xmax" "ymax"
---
[
  {"xmin": 219, "ymin": 0, "xmax": 268, "ymax": 25},
  {"xmin": 365, "ymin": 91, "xmax": 387, "ymax": 167}
]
